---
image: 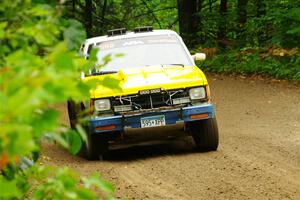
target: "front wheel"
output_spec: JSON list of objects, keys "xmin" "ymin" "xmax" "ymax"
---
[
  {"xmin": 80, "ymin": 132, "xmax": 109, "ymax": 160},
  {"xmin": 189, "ymin": 116, "xmax": 219, "ymax": 152},
  {"xmin": 68, "ymin": 101, "xmax": 109, "ymax": 160}
]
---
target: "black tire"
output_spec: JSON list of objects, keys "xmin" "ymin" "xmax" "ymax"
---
[
  {"xmin": 189, "ymin": 116, "xmax": 219, "ymax": 152},
  {"xmin": 67, "ymin": 100, "xmax": 78, "ymax": 129},
  {"xmin": 81, "ymin": 132, "xmax": 109, "ymax": 160},
  {"xmin": 67, "ymin": 101, "xmax": 109, "ymax": 160}
]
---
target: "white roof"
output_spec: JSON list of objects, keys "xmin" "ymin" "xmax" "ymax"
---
[{"xmin": 85, "ymin": 29, "xmax": 179, "ymax": 44}]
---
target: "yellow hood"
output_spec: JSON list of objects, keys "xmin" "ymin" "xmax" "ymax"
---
[{"xmin": 85, "ymin": 65, "xmax": 208, "ymax": 99}]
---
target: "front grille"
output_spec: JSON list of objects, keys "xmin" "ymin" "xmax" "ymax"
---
[{"xmin": 111, "ymin": 89, "xmax": 189, "ymax": 112}]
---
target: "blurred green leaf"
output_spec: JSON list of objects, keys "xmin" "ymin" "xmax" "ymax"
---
[
  {"xmin": 102, "ymin": 76, "xmax": 122, "ymax": 91},
  {"xmin": 75, "ymin": 124, "xmax": 87, "ymax": 143},
  {"xmin": 68, "ymin": 130, "xmax": 82, "ymax": 155},
  {"xmin": 0, "ymin": 179, "xmax": 21, "ymax": 198},
  {"xmin": 88, "ymin": 48, "xmax": 98, "ymax": 62},
  {"xmin": 51, "ymin": 133, "xmax": 69, "ymax": 149},
  {"xmin": 53, "ymin": 52, "xmax": 74, "ymax": 71},
  {"xmin": 0, "ymin": 0, "xmax": 117, "ymax": 199},
  {"xmin": 64, "ymin": 19, "xmax": 86, "ymax": 51},
  {"xmin": 0, "ymin": 22, "xmax": 7, "ymax": 39},
  {"xmin": 82, "ymin": 173, "xmax": 115, "ymax": 193}
]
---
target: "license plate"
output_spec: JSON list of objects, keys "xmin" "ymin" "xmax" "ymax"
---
[{"xmin": 141, "ymin": 115, "xmax": 166, "ymax": 128}]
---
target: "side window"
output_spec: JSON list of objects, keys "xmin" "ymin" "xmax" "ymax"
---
[
  {"xmin": 79, "ymin": 44, "xmax": 85, "ymax": 53},
  {"xmin": 87, "ymin": 44, "xmax": 94, "ymax": 54}
]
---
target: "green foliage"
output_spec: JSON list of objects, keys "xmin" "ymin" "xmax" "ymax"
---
[
  {"xmin": 64, "ymin": 0, "xmax": 177, "ymax": 36},
  {"xmin": 0, "ymin": 0, "xmax": 117, "ymax": 199},
  {"xmin": 175, "ymin": 0, "xmax": 300, "ymax": 50},
  {"xmin": 268, "ymin": 5, "xmax": 300, "ymax": 47},
  {"xmin": 187, "ymin": 0, "xmax": 300, "ymax": 81},
  {"xmin": 27, "ymin": 167, "xmax": 114, "ymax": 200},
  {"xmin": 0, "ymin": 177, "xmax": 21, "ymax": 199},
  {"xmin": 202, "ymin": 50, "xmax": 300, "ymax": 81}
]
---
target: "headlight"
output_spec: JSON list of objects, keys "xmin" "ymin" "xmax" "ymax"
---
[
  {"xmin": 189, "ymin": 87, "xmax": 206, "ymax": 100},
  {"xmin": 94, "ymin": 99, "xmax": 111, "ymax": 111}
]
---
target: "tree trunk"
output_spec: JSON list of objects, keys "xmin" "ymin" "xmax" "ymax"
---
[
  {"xmin": 255, "ymin": 0, "xmax": 266, "ymax": 17},
  {"xmin": 237, "ymin": 0, "xmax": 248, "ymax": 25},
  {"xmin": 218, "ymin": 0, "xmax": 227, "ymax": 48},
  {"xmin": 209, "ymin": 0, "xmax": 213, "ymax": 13},
  {"xmin": 85, "ymin": 0, "xmax": 93, "ymax": 38},
  {"xmin": 97, "ymin": 0, "xmax": 107, "ymax": 34},
  {"xmin": 237, "ymin": 0, "xmax": 248, "ymax": 46},
  {"xmin": 255, "ymin": 0, "xmax": 266, "ymax": 46},
  {"xmin": 72, "ymin": 0, "xmax": 76, "ymax": 17},
  {"xmin": 101, "ymin": 0, "xmax": 108, "ymax": 24},
  {"xmin": 177, "ymin": 0, "xmax": 198, "ymax": 47}
]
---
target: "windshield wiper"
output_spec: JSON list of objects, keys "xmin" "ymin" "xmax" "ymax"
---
[
  {"xmin": 162, "ymin": 64, "xmax": 185, "ymax": 67},
  {"xmin": 145, "ymin": 64, "xmax": 185, "ymax": 68},
  {"xmin": 90, "ymin": 70, "xmax": 118, "ymax": 76}
]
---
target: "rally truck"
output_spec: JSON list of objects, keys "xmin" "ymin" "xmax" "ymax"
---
[{"xmin": 68, "ymin": 27, "xmax": 219, "ymax": 160}]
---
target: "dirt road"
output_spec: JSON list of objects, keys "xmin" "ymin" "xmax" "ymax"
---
[{"xmin": 41, "ymin": 74, "xmax": 300, "ymax": 200}]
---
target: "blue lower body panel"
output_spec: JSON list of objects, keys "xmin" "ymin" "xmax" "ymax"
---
[{"xmin": 90, "ymin": 103, "xmax": 214, "ymax": 134}]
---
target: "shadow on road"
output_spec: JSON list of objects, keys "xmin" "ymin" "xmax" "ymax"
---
[
  {"xmin": 42, "ymin": 135, "xmax": 214, "ymax": 164},
  {"xmin": 105, "ymin": 137, "xmax": 204, "ymax": 161}
]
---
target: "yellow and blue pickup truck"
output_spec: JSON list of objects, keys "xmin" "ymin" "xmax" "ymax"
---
[{"xmin": 68, "ymin": 27, "xmax": 219, "ymax": 160}]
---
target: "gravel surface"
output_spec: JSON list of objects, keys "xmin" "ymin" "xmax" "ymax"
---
[{"xmin": 41, "ymin": 74, "xmax": 300, "ymax": 200}]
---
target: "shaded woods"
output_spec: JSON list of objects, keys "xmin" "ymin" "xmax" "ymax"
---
[{"xmin": 65, "ymin": 0, "xmax": 300, "ymax": 80}]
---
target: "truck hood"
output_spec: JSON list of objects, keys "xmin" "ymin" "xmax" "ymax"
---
[{"xmin": 85, "ymin": 65, "xmax": 208, "ymax": 98}]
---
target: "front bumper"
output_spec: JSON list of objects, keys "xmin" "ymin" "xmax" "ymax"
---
[{"xmin": 90, "ymin": 103, "xmax": 214, "ymax": 134}]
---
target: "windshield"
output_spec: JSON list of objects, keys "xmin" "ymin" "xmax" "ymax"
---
[{"xmin": 95, "ymin": 34, "xmax": 193, "ymax": 71}]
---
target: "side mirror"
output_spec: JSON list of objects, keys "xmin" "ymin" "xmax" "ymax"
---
[{"xmin": 192, "ymin": 53, "xmax": 206, "ymax": 61}]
